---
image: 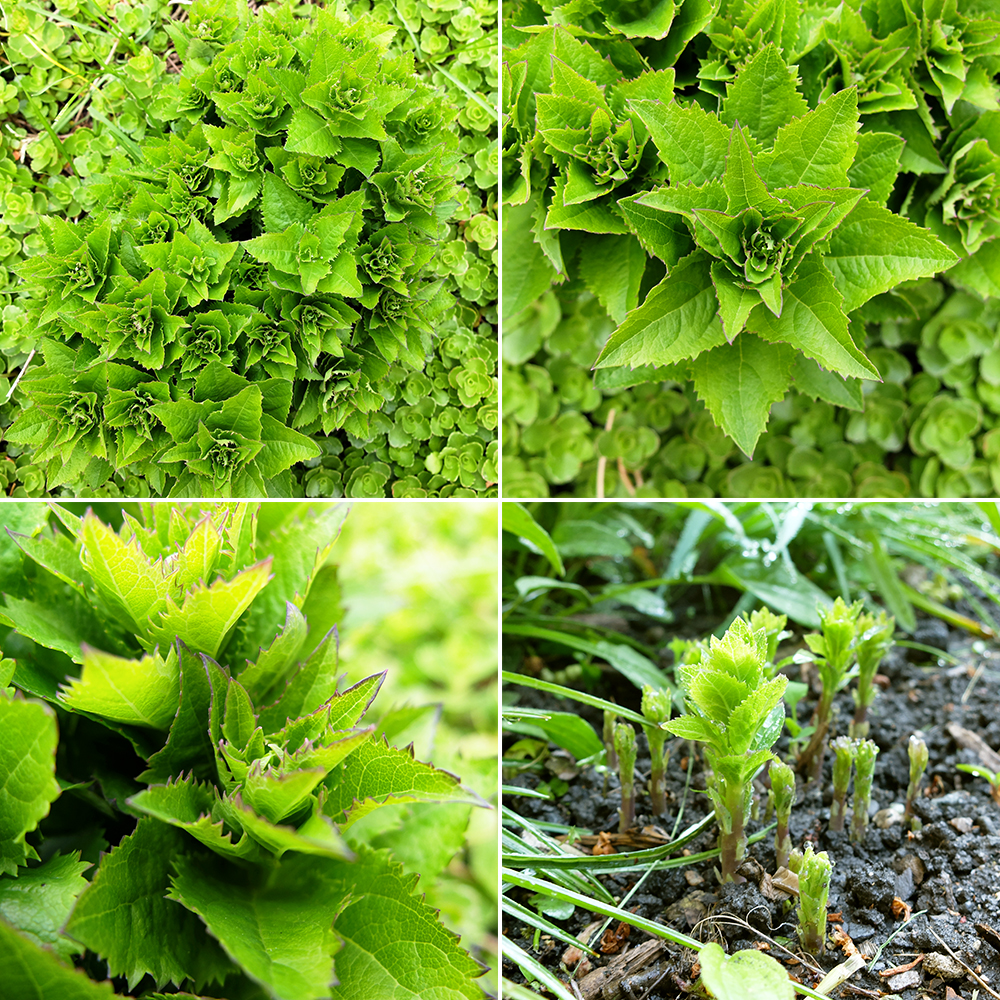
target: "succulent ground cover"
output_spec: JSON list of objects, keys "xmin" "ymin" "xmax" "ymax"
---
[
  {"xmin": 0, "ymin": 500, "xmax": 497, "ymax": 1000},
  {"xmin": 501, "ymin": 501, "xmax": 1000, "ymax": 999},
  {"xmin": 501, "ymin": 0, "xmax": 1000, "ymax": 498},
  {"xmin": 0, "ymin": 0, "xmax": 498, "ymax": 498}
]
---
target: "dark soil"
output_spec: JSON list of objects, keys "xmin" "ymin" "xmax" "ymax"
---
[{"xmin": 503, "ymin": 621, "xmax": 1000, "ymax": 1000}]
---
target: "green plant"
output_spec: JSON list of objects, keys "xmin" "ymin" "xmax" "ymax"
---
[
  {"xmin": 603, "ymin": 707, "xmax": 619, "ymax": 773},
  {"xmin": 696, "ymin": 942, "xmax": 794, "ymax": 1000},
  {"xmin": 905, "ymin": 734, "xmax": 929, "ymax": 824},
  {"xmin": 0, "ymin": 501, "xmax": 489, "ymax": 999},
  {"xmin": 829, "ymin": 736, "xmax": 857, "ymax": 833},
  {"xmin": 1, "ymin": 0, "xmax": 497, "ymax": 498},
  {"xmin": 851, "ymin": 738, "xmax": 880, "ymax": 844},
  {"xmin": 664, "ymin": 616, "xmax": 787, "ymax": 882},
  {"xmin": 956, "ymin": 762, "xmax": 1000, "ymax": 806},
  {"xmin": 614, "ymin": 721, "xmax": 637, "ymax": 832},
  {"xmin": 797, "ymin": 597, "xmax": 863, "ymax": 783},
  {"xmin": 641, "ymin": 685, "xmax": 671, "ymax": 816},
  {"xmin": 769, "ymin": 759, "xmax": 796, "ymax": 870},
  {"xmin": 797, "ymin": 844, "xmax": 833, "ymax": 955},
  {"xmin": 850, "ymin": 611, "xmax": 895, "ymax": 738}
]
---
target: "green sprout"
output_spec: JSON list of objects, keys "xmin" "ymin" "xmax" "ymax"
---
[
  {"xmin": 797, "ymin": 843, "xmax": 833, "ymax": 954},
  {"xmin": 769, "ymin": 759, "xmax": 796, "ymax": 870},
  {"xmin": 798, "ymin": 598, "xmax": 863, "ymax": 784},
  {"xmin": 664, "ymin": 617, "xmax": 787, "ymax": 882},
  {"xmin": 851, "ymin": 739, "xmax": 880, "ymax": 844},
  {"xmin": 603, "ymin": 708, "xmax": 619, "ymax": 773},
  {"xmin": 905, "ymin": 734, "xmax": 929, "ymax": 825},
  {"xmin": 956, "ymin": 762, "xmax": 1000, "ymax": 806},
  {"xmin": 614, "ymin": 722, "xmax": 637, "ymax": 832},
  {"xmin": 742, "ymin": 607, "xmax": 789, "ymax": 674},
  {"xmin": 849, "ymin": 611, "xmax": 895, "ymax": 739},
  {"xmin": 829, "ymin": 736, "xmax": 858, "ymax": 833},
  {"xmin": 641, "ymin": 685, "xmax": 672, "ymax": 816}
]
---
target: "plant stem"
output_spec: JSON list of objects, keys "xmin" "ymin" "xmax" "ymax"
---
[
  {"xmin": 770, "ymin": 759, "xmax": 796, "ymax": 869},
  {"xmin": 851, "ymin": 739, "xmax": 879, "ymax": 844},
  {"xmin": 798, "ymin": 844, "xmax": 833, "ymax": 954},
  {"xmin": 829, "ymin": 736, "xmax": 857, "ymax": 833},
  {"xmin": 614, "ymin": 722, "xmax": 636, "ymax": 833}
]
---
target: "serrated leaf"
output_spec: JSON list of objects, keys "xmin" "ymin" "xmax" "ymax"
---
[
  {"xmin": 847, "ymin": 131, "xmax": 904, "ymax": 204},
  {"xmin": 756, "ymin": 88, "xmax": 859, "ymax": 188},
  {"xmin": 728, "ymin": 676, "xmax": 788, "ymax": 754},
  {"xmin": 724, "ymin": 123, "xmax": 779, "ymax": 215},
  {"xmin": 236, "ymin": 506, "xmax": 348, "ymax": 663},
  {"xmin": 630, "ymin": 98, "xmax": 730, "ymax": 184},
  {"xmin": 824, "ymin": 201, "xmax": 960, "ymax": 311},
  {"xmin": 222, "ymin": 677, "xmax": 257, "ymax": 749},
  {"xmin": 594, "ymin": 252, "xmax": 726, "ymax": 369},
  {"xmin": 140, "ymin": 644, "xmax": 228, "ymax": 784},
  {"xmin": 689, "ymin": 334, "xmax": 795, "ymax": 456},
  {"xmin": 238, "ymin": 602, "xmax": 309, "ymax": 704},
  {"xmin": 168, "ymin": 851, "xmax": 350, "ymax": 1000},
  {"xmin": 257, "ymin": 627, "xmax": 341, "ymax": 734},
  {"xmin": 322, "ymin": 735, "xmax": 487, "ymax": 829},
  {"xmin": 948, "ymin": 239, "xmax": 1000, "ymax": 298},
  {"xmin": 617, "ymin": 193, "xmax": 695, "ymax": 265},
  {"xmin": 147, "ymin": 559, "xmax": 274, "ymax": 659},
  {"xmin": 0, "ymin": 698, "xmax": 60, "ymax": 876},
  {"xmin": 65, "ymin": 819, "xmax": 232, "ymax": 990},
  {"xmin": 663, "ymin": 714, "xmax": 723, "ymax": 747},
  {"xmin": 0, "ymin": 851, "xmax": 92, "ymax": 962},
  {"xmin": 0, "ymin": 596, "xmax": 100, "ymax": 665},
  {"xmin": 711, "ymin": 262, "xmax": 759, "ymax": 341},
  {"xmin": 577, "ymin": 234, "xmax": 647, "ymax": 324},
  {"xmin": 720, "ymin": 44, "xmax": 808, "ymax": 147},
  {"xmin": 749, "ymin": 256, "xmax": 881, "ymax": 380},
  {"xmin": 172, "ymin": 516, "xmax": 224, "ymax": 593},
  {"xmin": 59, "ymin": 645, "xmax": 179, "ymax": 730},
  {"xmin": 319, "ymin": 844, "xmax": 484, "ymax": 1000},
  {"xmin": 262, "ymin": 174, "xmax": 317, "ymax": 232},
  {"xmin": 791, "ymin": 355, "xmax": 865, "ymax": 410},
  {"xmin": 0, "ymin": 918, "xmax": 117, "ymax": 1000},
  {"xmin": 221, "ymin": 793, "xmax": 353, "ymax": 859}
]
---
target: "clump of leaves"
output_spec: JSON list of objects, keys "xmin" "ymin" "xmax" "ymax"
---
[
  {"xmin": 0, "ymin": 502, "xmax": 488, "ymax": 999},
  {"xmin": 664, "ymin": 615, "xmax": 787, "ymax": 882}
]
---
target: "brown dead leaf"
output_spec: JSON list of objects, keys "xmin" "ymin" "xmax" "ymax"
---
[
  {"xmin": 593, "ymin": 832, "xmax": 616, "ymax": 856},
  {"xmin": 600, "ymin": 921, "xmax": 630, "ymax": 954},
  {"xmin": 831, "ymin": 928, "xmax": 860, "ymax": 958},
  {"xmin": 880, "ymin": 954, "xmax": 924, "ymax": 978},
  {"xmin": 891, "ymin": 896, "xmax": 913, "ymax": 922}
]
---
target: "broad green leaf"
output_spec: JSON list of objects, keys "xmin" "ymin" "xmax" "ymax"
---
[
  {"xmin": 168, "ymin": 851, "xmax": 350, "ymax": 1000},
  {"xmin": 546, "ymin": 174, "xmax": 630, "ymax": 233},
  {"xmin": 688, "ymin": 335, "xmax": 795, "ymax": 456},
  {"xmin": 323, "ymin": 736, "xmax": 487, "ymax": 829},
  {"xmin": 630, "ymin": 98, "xmax": 730, "ymax": 184},
  {"xmin": 724, "ymin": 123, "xmax": 778, "ymax": 215},
  {"xmin": 127, "ymin": 779, "xmax": 263, "ymax": 861},
  {"xmin": 791, "ymin": 356, "xmax": 865, "ymax": 411},
  {"xmin": 593, "ymin": 640, "xmax": 666, "ymax": 690},
  {"xmin": 502, "ymin": 199, "xmax": 558, "ymax": 322},
  {"xmin": 709, "ymin": 557, "xmax": 832, "ymax": 627},
  {"xmin": 222, "ymin": 795, "xmax": 353, "ymax": 859},
  {"xmin": 237, "ymin": 765, "xmax": 321, "ymax": 825},
  {"xmin": 577, "ymin": 234, "xmax": 647, "ymax": 324},
  {"xmin": 756, "ymin": 88, "xmax": 859, "ymax": 189},
  {"xmin": 607, "ymin": 0, "xmax": 675, "ymax": 38},
  {"xmin": 65, "ymin": 819, "xmax": 232, "ymax": 990},
  {"xmin": 0, "ymin": 697, "xmax": 60, "ymax": 875},
  {"xmin": 236, "ymin": 505, "xmax": 348, "ymax": 662},
  {"xmin": 320, "ymin": 845, "xmax": 484, "ymax": 1000},
  {"xmin": 501, "ymin": 503, "xmax": 564, "ymax": 576},
  {"xmin": 698, "ymin": 942, "xmax": 794, "ymax": 1000},
  {"xmin": 0, "ymin": 504, "xmax": 56, "ymax": 599},
  {"xmin": 59, "ymin": 645, "xmax": 179, "ymax": 730},
  {"xmin": 663, "ymin": 715, "xmax": 723, "ymax": 745},
  {"xmin": 140, "ymin": 645, "xmax": 228, "ymax": 783},
  {"xmin": 238, "ymin": 602, "xmax": 309, "ymax": 704},
  {"xmin": 257, "ymin": 627, "xmax": 340, "ymax": 733},
  {"xmin": 847, "ymin": 131, "xmax": 904, "ymax": 204},
  {"xmin": 262, "ymin": 174, "xmax": 317, "ymax": 232},
  {"xmin": 504, "ymin": 709, "xmax": 603, "ymax": 761},
  {"xmin": 0, "ymin": 919, "xmax": 117, "ymax": 1000},
  {"xmin": 728, "ymin": 676, "xmax": 788, "ymax": 754},
  {"xmin": 0, "ymin": 595, "xmax": 98, "ymax": 664},
  {"xmin": 0, "ymin": 853, "xmax": 88, "ymax": 961},
  {"xmin": 617, "ymin": 193, "xmax": 695, "ymax": 265},
  {"xmin": 720, "ymin": 44, "xmax": 808, "ymax": 147},
  {"xmin": 78, "ymin": 513, "xmax": 169, "ymax": 636},
  {"xmin": 222, "ymin": 677, "xmax": 257, "ymax": 749},
  {"xmin": 147, "ymin": 559, "xmax": 274, "ymax": 658},
  {"xmin": 749, "ymin": 257, "xmax": 880, "ymax": 380},
  {"xmin": 711, "ymin": 262, "xmax": 759, "ymax": 341},
  {"xmin": 594, "ymin": 252, "xmax": 726, "ymax": 369},
  {"xmin": 824, "ymin": 201, "xmax": 959, "ymax": 311},
  {"xmin": 172, "ymin": 516, "xmax": 224, "ymax": 594}
]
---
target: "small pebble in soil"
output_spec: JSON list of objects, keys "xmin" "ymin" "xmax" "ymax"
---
[
  {"xmin": 923, "ymin": 953, "xmax": 967, "ymax": 980},
  {"xmin": 887, "ymin": 968, "xmax": 922, "ymax": 991}
]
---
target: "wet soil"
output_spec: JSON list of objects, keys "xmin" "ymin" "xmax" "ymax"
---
[{"xmin": 503, "ymin": 622, "xmax": 1000, "ymax": 1000}]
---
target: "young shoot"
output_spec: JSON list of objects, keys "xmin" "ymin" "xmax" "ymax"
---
[
  {"xmin": 956, "ymin": 762, "xmax": 1000, "ymax": 806},
  {"xmin": 742, "ymin": 607, "xmax": 790, "ymax": 676},
  {"xmin": 905, "ymin": 734, "xmax": 929, "ymax": 826},
  {"xmin": 641, "ymin": 685, "xmax": 672, "ymax": 816},
  {"xmin": 797, "ymin": 597, "xmax": 863, "ymax": 784},
  {"xmin": 614, "ymin": 722, "xmax": 637, "ymax": 832},
  {"xmin": 603, "ymin": 708, "xmax": 619, "ymax": 773},
  {"xmin": 797, "ymin": 843, "xmax": 833, "ymax": 954},
  {"xmin": 664, "ymin": 617, "xmax": 787, "ymax": 882},
  {"xmin": 850, "ymin": 739, "xmax": 879, "ymax": 844},
  {"xmin": 770, "ymin": 759, "xmax": 796, "ymax": 870},
  {"xmin": 850, "ymin": 611, "xmax": 895, "ymax": 739},
  {"xmin": 829, "ymin": 736, "xmax": 857, "ymax": 833}
]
